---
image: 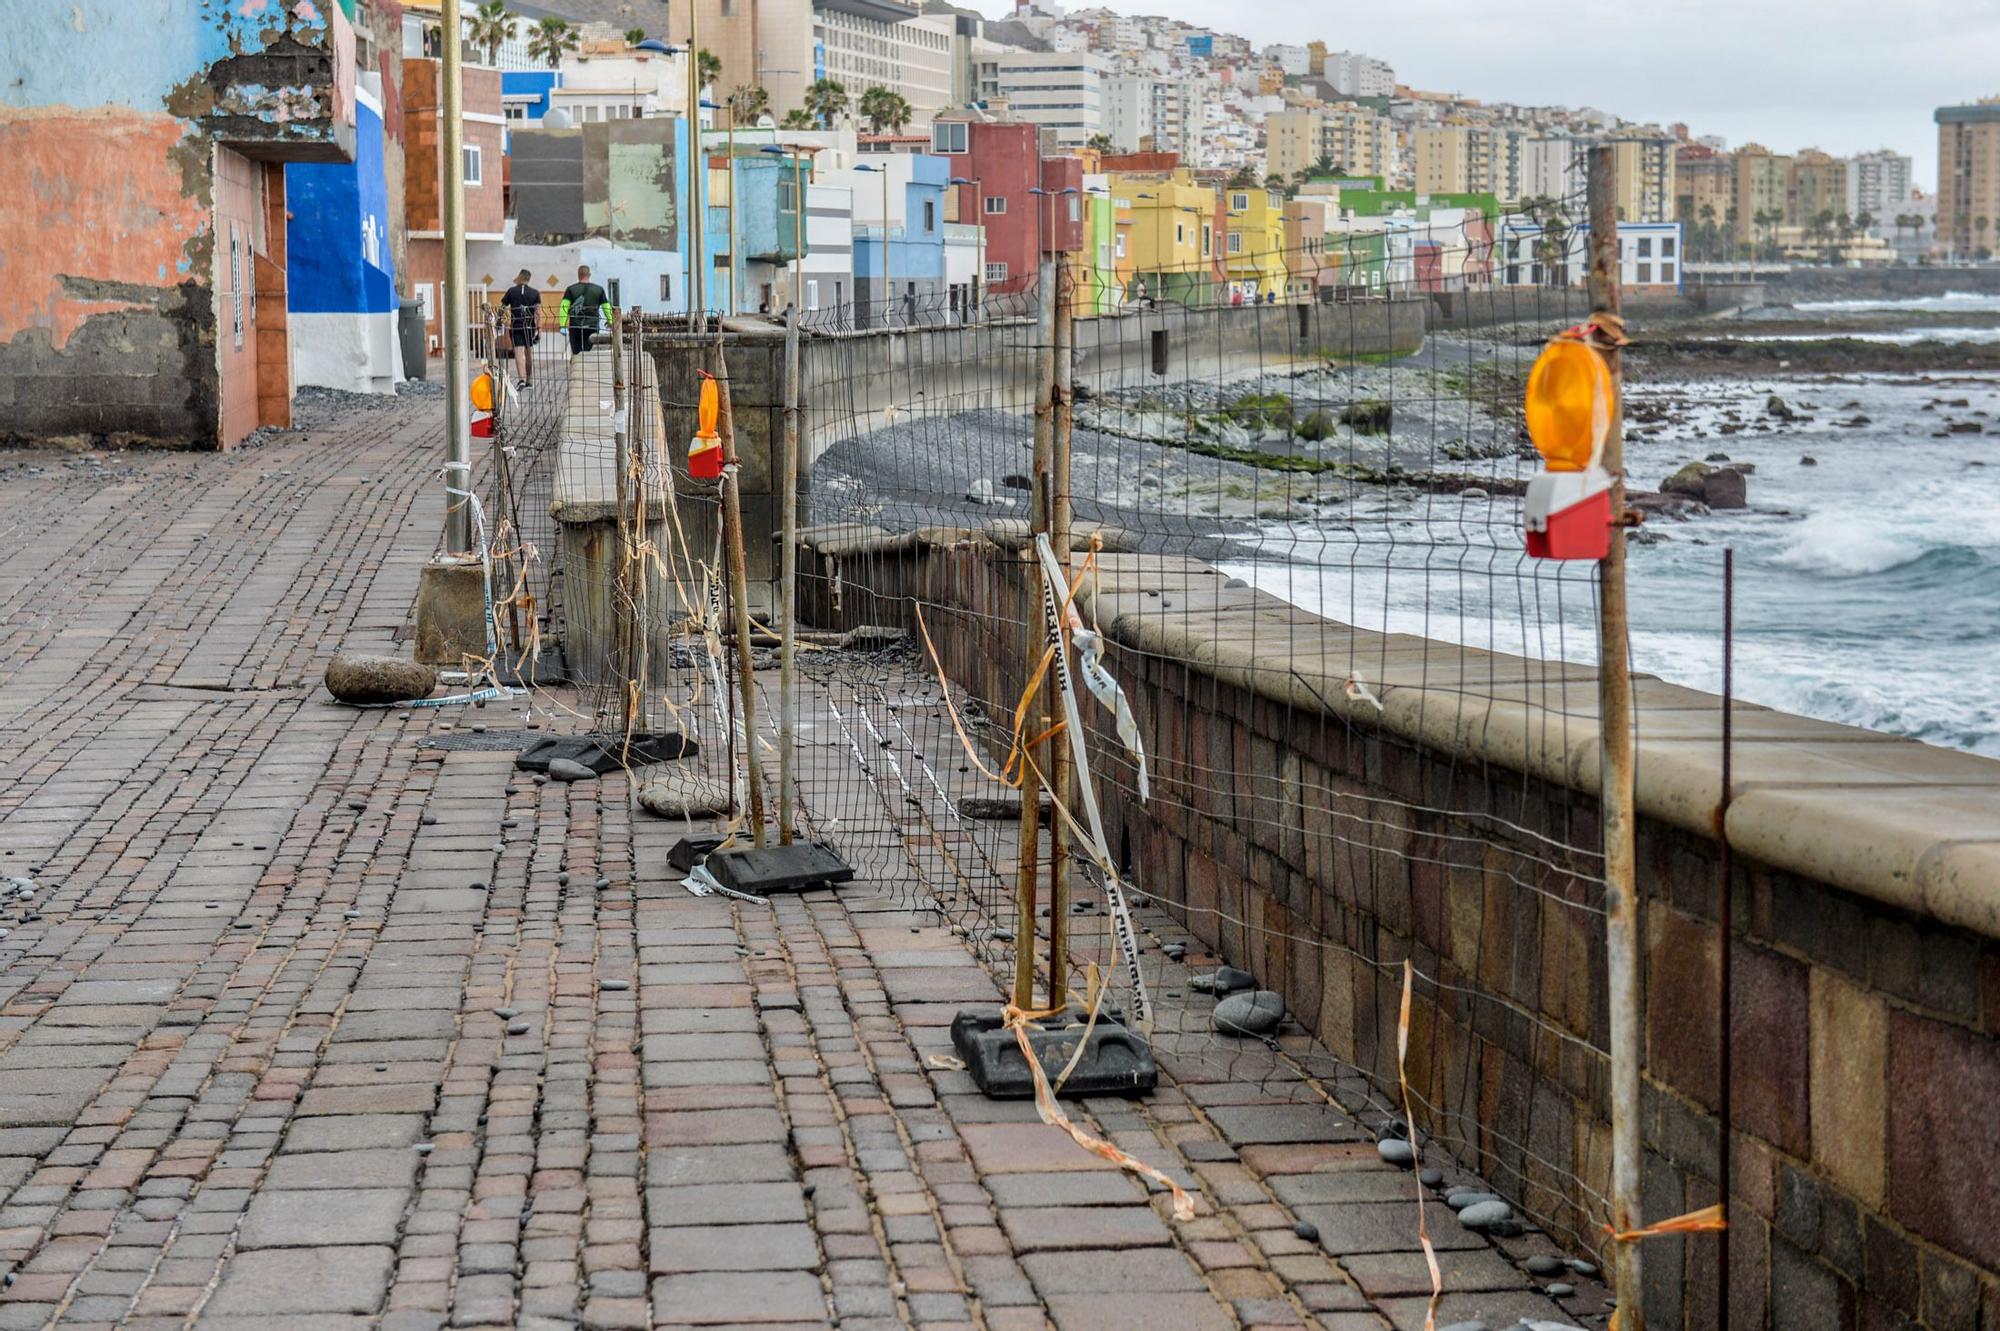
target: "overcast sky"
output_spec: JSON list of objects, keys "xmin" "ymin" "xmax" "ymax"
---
[{"xmin": 977, "ymin": 0, "xmax": 2000, "ymax": 189}]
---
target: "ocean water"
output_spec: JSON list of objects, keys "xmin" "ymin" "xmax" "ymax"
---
[{"xmin": 1219, "ymin": 305, "xmax": 2000, "ymax": 755}]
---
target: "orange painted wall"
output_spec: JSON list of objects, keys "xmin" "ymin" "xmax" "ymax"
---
[
  {"xmin": 214, "ymin": 146, "xmax": 265, "ymax": 447},
  {"xmin": 0, "ymin": 108, "xmax": 208, "ymax": 347}
]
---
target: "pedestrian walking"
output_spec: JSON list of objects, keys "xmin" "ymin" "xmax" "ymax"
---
[
  {"xmin": 497, "ymin": 269, "xmax": 540, "ymax": 390},
  {"xmin": 560, "ymin": 265, "xmax": 610, "ymax": 356}
]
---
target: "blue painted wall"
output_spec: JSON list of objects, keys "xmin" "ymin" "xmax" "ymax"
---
[{"xmin": 286, "ymin": 96, "xmax": 395, "ymax": 314}]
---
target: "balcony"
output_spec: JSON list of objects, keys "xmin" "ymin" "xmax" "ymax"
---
[{"xmin": 195, "ymin": 0, "xmax": 357, "ymax": 164}]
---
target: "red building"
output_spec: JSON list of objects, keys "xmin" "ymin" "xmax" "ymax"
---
[{"xmin": 932, "ymin": 118, "xmax": 1084, "ymax": 301}]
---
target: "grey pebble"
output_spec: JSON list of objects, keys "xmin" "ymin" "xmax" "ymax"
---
[
  {"xmin": 1376, "ymin": 1138, "xmax": 1416, "ymax": 1168},
  {"xmin": 1162, "ymin": 942, "xmax": 1186, "ymax": 960},
  {"xmin": 507, "ymin": 1021, "xmax": 531, "ymax": 1036},
  {"xmin": 600, "ymin": 979, "xmax": 630, "ymax": 991},
  {"xmin": 344, "ymin": 909, "xmax": 360, "ymax": 919},
  {"xmin": 1447, "ymin": 1190, "xmax": 1502, "ymax": 1211},
  {"xmin": 595, "ymin": 876, "xmax": 611, "ymax": 890},
  {"xmin": 1567, "ymin": 1260, "xmax": 1598, "ymax": 1277},
  {"xmin": 1439, "ymin": 1322, "xmax": 1488, "ymax": 1331},
  {"xmin": 1293, "ymin": 1220, "xmax": 1319, "ymax": 1243},
  {"xmin": 1214, "ymin": 989, "xmax": 1285, "ymax": 1037},
  {"xmin": 558, "ymin": 873, "xmax": 571, "ymax": 886},
  {"xmin": 1526, "ymin": 1256, "xmax": 1567, "ymax": 1276},
  {"xmin": 1457, "ymin": 1199, "xmax": 1514, "ymax": 1230},
  {"xmin": 496, "ymin": 1007, "xmax": 518, "ymax": 1019},
  {"xmin": 421, "ymin": 815, "xmax": 437, "ymax": 826},
  {"xmin": 470, "ymin": 881, "xmax": 488, "ymax": 891},
  {"xmin": 1420, "ymin": 1168, "xmax": 1444, "ymax": 1187},
  {"xmin": 1546, "ymin": 1283, "xmax": 1575, "ymax": 1298},
  {"xmin": 547, "ymin": 758, "xmax": 596, "ymax": 782},
  {"xmin": 990, "ymin": 929, "xmax": 1014, "ymax": 942},
  {"xmin": 413, "ymin": 1142, "xmax": 433, "ymax": 1154},
  {"xmin": 501, "ymin": 819, "xmax": 518, "ymax": 829}
]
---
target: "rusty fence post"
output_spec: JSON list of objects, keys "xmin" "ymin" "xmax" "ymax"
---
[{"xmin": 1013, "ymin": 260, "xmax": 1059, "ymax": 1011}]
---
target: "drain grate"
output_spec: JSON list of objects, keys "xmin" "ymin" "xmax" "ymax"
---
[{"xmin": 420, "ymin": 728, "xmax": 543, "ymax": 753}]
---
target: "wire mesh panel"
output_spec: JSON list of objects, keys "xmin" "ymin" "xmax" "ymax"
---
[{"xmin": 781, "ymin": 187, "xmax": 1637, "ymax": 1263}]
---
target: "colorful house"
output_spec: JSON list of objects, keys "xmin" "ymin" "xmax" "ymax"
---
[
  {"xmin": 1108, "ymin": 168, "xmax": 1217, "ymax": 306},
  {"xmin": 1222, "ymin": 185, "xmax": 1287, "ymax": 300},
  {"xmin": 288, "ymin": 79, "xmax": 403, "ymax": 394},
  {"xmin": 0, "ymin": 0, "xmax": 358, "ymax": 447}
]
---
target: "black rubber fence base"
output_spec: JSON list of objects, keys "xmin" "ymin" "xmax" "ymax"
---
[
  {"xmin": 704, "ymin": 841, "xmax": 855, "ymax": 894},
  {"xmin": 950, "ymin": 1009, "xmax": 1159, "ymax": 1100},
  {"xmin": 514, "ymin": 732, "xmax": 696, "ymax": 774}
]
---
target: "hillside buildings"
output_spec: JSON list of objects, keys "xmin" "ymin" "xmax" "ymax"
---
[{"xmin": 1937, "ymin": 99, "xmax": 2000, "ymax": 257}]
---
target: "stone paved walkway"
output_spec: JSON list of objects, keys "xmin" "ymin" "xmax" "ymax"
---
[{"xmin": 0, "ymin": 396, "xmax": 1608, "ymax": 1329}]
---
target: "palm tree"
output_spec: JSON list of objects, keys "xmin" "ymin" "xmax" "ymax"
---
[
  {"xmin": 1854, "ymin": 210, "xmax": 1875, "ymax": 237},
  {"xmin": 857, "ymin": 86, "xmax": 912, "ymax": 134},
  {"xmin": 728, "ymin": 85, "xmax": 770, "ymax": 125},
  {"xmin": 780, "ymin": 108, "xmax": 816, "ymax": 130},
  {"xmin": 624, "ymin": 27, "xmax": 646, "ymax": 45},
  {"xmin": 804, "ymin": 78, "xmax": 848, "ymax": 130},
  {"xmin": 1226, "ymin": 163, "xmax": 1260, "ymax": 189},
  {"xmin": 1697, "ymin": 202, "xmax": 1717, "ymax": 262},
  {"xmin": 1085, "ymin": 132, "xmax": 1115, "ymax": 152},
  {"xmin": 466, "ymin": 0, "xmax": 514, "ymax": 66},
  {"xmin": 696, "ymin": 48, "xmax": 723, "ymax": 91},
  {"xmin": 526, "ymin": 16, "xmax": 578, "ymax": 70}
]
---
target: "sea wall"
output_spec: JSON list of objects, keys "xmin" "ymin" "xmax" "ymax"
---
[{"xmin": 794, "ymin": 529, "xmax": 2000, "ymax": 1331}]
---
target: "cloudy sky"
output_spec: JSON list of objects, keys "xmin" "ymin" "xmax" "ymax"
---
[{"xmin": 977, "ymin": 0, "xmax": 2000, "ymax": 189}]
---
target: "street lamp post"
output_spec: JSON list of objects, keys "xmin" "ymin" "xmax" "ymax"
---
[
  {"xmin": 855, "ymin": 162, "xmax": 892, "ymax": 327},
  {"xmin": 951, "ymin": 175, "xmax": 982, "ymax": 322}
]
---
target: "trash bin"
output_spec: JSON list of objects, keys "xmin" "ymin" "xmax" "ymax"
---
[{"xmin": 398, "ymin": 297, "xmax": 426, "ymax": 381}]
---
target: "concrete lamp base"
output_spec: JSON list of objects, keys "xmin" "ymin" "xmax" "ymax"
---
[{"xmin": 413, "ymin": 556, "xmax": 490, "ymax": 667}]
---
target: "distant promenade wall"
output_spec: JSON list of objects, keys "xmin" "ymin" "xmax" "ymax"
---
[
  {"xmin": 645, "ymin": 298, "xmax": 1427, "ymax": 608},
  {"xmin": 797, "ymin": 530, "xmax": 2000, "ymax": 1331}
]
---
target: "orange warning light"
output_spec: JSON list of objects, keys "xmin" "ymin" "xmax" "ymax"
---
[{"xmin": 1524, "ymin": 338, "xmax": 1612, "ymax": 472}]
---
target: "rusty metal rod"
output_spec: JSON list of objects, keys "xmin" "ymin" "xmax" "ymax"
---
[
  {"xmin": 1717, "ymin": 546, "xmax": 1735, "ymax": 1331},
  {"xmin": 1013, "ymin": 259, "xmax": 1058, "ymax": 1011},
  {"xmin": 1046, "ymin": 262, "xmax": 1075, "ymax": 1009}
]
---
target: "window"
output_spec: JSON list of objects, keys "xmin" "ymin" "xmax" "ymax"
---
[
  {"xmin": 1636, "ymin": 262, "xmax": 1652, "ymax": 283},
  {"xmin": 1231, "ymin": 192, "xmax": 1248, "ymax": 211},
  {"xmin": 984, "ymin": 195, "xmax": 1006, "ymax": 214},
  {"xmin": 807, "ymin": 279, "xmax": 820, "ymax": 309},
  {"xmin": 1114, "ymin": 197, "xmax": 1130, "ymax": 209},
  {"xmin": 1228, "ymin": 233, "xmax": 1243, "ymax": 253},
  {"xmin": 462, "ymin": 144, "xmax": 483, "ymax": 186},
  {"xmin": 659, "ymin": 274, "xmax": 672, "ymax": 301},
  {"xmin": 932, "ymin": 122, "xmax": 968, "ymax": 153},
  {"xmin": 985, "ymin": 261, "xmax": 1008, "ymax": 281},
  {"xmin": 1115, "ymin": 234, "xmax": 1126, "ymax": 259},
  {"xmin": 1201, "ymin": 226, "xmax": 1211, "ymax": 257},
  {"xmin": 1637, "ymin": 237, "xmax": 1652, "ymax": 257},
  {"xmin": 1175, "ymin": 223, "xmax": 1185, "ymax": 244},
  {"xmin": 922, "ymin": 200, "xmax": 935, "ymax": 231},
  {"xmin": 778, "ymin": 178, "xmax": 797, "ymax": 211},
  {"xmin": 1068, "ymin": 197, "xmax": 1080, "ymax": 221},
  {"xmin": 607, "ymin": 278, "xmax": 622, "ymax": 307},
  {"xmin": 504, "ymin": 103, "xmax": 526, "ymax": 122},
  {"xmin": 1660, "ymin": 263, "xmax": 1675, "ymax": 284},
  {"xmin": 1662, "ymin": 236, "xmax": 1677, "ymax": 258}
]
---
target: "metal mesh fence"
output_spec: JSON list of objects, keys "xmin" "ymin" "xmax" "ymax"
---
[
  {"xmin": 773, "ymin": 186, "xmax": 1636, "ymax": 1263},
  {"xmin": 466, "ymin": 170, "xmax": 1664, "ymax": 1284}
]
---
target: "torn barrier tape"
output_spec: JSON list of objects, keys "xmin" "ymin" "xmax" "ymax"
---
[{"xmin": 1032, "ymin": 533, "xmax": 1152, "ymax": 1031}]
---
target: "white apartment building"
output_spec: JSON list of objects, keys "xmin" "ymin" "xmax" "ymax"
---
[
  {"xmin": 1262, "ymin": 44, "xmax": 1311, "ymax": 77},
  {"xmin": 547, "ymin": 47, "xmax": 690, "ymax": 124},
  {"xmin": 1846, "ymin": 149, "xmax": 1914, "ymax": 229},
  {"xmin": 1519, "ymin": 136, "xmax": 1587, "ymax": 204},
  {"xmin": 814, "ymin": 2, "xmax": 955, "ymax": 127},
  {"xmin": 1104, "ymin": 74, "xmax": 1194, "ymax": 158},
  {"xmin": 1323, "ymin": 50, "xmax": 1395, "ymax": 99},
  {"xmin": 993, "ymin": 51, "xmax": 1109, "ymax": 147}
]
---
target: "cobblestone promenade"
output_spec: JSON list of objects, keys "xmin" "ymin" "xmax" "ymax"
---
[{"xmin": 0, "ymin": 396, "xmax": 1606, "ymax": 1329}]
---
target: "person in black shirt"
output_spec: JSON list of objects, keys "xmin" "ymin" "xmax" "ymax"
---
[
  {"xmin": 562, "ymin": 265, "xmax": 611, "ymax": 356},
  {"xmin": 497, "ymin": 269, "xmax": 541, "ymax": 389}
]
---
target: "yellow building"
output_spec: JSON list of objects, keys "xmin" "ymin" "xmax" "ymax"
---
[
  {"xmin": 1267, "ymin": 106, "xmax": 1395, "ymax": 183},
  {"xmin": 1608, "ymin": 135, "xmax": 1678, "ymax": 221},
  {"xmin": 1109, "ymin": 169, "xmax": 1215, "ymax": 303},
  {"xmin": 1223, "ymin": 185, "xmax": 1287, "ymax": 299},
  {"xmin": 1938, "ymin": 99, "xmax": 2000, "ymax": 257},
  {"xmin": 1733, "ymin": 143, "xmax": 1792, "ymax": 247}
]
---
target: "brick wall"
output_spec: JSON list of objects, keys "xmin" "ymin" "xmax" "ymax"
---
[{"xmin": 798, "ymin": 536, "xmax": 2000, "ymax": 1331}]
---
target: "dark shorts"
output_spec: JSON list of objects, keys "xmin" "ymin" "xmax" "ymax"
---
[
  {"xmin": 509, "ymin": 324, "xmax": 539, "ymax": 348},
  {"xmin": 568, "ymin": 326, "xmax": 596, "ymax": 355}
]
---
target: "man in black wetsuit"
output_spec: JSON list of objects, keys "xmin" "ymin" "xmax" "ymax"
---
[{"xmin": 561, "ymin": 266, "xmax": 610, "ymax": 356}]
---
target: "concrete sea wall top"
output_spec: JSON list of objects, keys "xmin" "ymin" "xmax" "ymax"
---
[{"xmin": 802, "ymin": 522, "xmax": 2000, "ymax": 941}]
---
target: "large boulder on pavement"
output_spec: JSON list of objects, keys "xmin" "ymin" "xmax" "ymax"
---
[
  {"xmin": 325, "ymin": 654, "xmax": 437, "ymax": 705},
  {"xmin": 637, "ymin": 769, "xmax": 735, "ymax": 818}
]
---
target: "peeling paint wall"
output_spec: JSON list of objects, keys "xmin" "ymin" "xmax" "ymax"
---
[{"xmin": 0, "ymin": 0, "xmax": 354, "ymax": 447}]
